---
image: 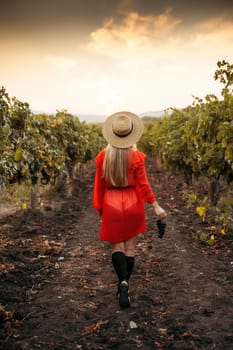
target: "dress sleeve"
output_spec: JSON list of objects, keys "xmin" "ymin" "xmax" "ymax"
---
[
  {"xmin": 133, "ymin": 151, "xmax": 156, "ymax": 204},
  {"xmin": 93, "ymin": 151, "xmax": 106, "ymax": 211}
]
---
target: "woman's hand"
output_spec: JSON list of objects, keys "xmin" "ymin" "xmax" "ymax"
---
[
  {"xmin": 154, "ymin": 206, "xmax": 166, "ymax": 219},
  {"xmin": 152, "ymin": 201, "xmax": 167, "ymax": 219}
]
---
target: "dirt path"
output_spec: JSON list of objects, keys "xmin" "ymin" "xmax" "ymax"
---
[{"xmin": 1, "ymin": 164, "xmax": 233, "ymax": 350}]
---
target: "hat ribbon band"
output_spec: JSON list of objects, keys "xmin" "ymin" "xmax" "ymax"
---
[{"xmin": 113, "ymin": 124, "xmax": 133, "ymax": 137}]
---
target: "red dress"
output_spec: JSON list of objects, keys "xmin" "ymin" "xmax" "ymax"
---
[{"xmin": 93, "ymin": 149, "xmax": 156, "ymax": 243}]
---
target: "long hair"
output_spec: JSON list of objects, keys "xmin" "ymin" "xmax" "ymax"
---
[{"xmin": 103, "ymin": 144, "xmax": 133, "ymax": 186}]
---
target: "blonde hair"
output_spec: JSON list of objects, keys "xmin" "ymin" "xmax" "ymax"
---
[{"xmin": 103, "ymin": 144, "xmax": 134, "ymax": 186}]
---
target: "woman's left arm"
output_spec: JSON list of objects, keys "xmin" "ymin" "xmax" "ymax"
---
[{"xmin": 93, "ymin": 160, "xmax": 105, "ymax": 213}]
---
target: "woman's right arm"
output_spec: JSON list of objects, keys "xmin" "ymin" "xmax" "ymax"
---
[
  {"xmin": 134, "ymin": 152, "xmax": 156, "ymax": 203},
  {"xmin": 135, "ymin": 152, "xmax": 167, "ymax": 219}
]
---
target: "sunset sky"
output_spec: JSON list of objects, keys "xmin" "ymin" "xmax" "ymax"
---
[{"xmin": 1, "ymin": 0, "xmax": 233, "ymax": 119}]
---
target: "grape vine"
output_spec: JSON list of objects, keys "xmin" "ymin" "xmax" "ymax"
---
[
  {"xmin": 139, "ymin": 60, "xmax": 233, "ymax": 195},
  {"xmin": 0, "ymin": 88, "xmax": 105, "ymax": 207}
]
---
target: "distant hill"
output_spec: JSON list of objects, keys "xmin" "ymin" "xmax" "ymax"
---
[
  {"xmin": 78, "ymin": 114, "xmax": 106, "ymax": 123},
  {"xmin": 32, "ymin": 111, "xmax": 106, "ymax": 123},
  {"xmin": 139, "ymin": 110, "xmax": 165, "ymax": 118},
  {"xmin": 32, "ymin": 110, "xmax": 166, "ymax": 124},
  {"xmin": 79, "ymin": 111, "xmax": 165, "ymax": 123}
]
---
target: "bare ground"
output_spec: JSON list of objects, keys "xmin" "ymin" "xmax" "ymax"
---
[{"xmin": 0, "ymin": 160, "xmax": 233, "ymax": 350}]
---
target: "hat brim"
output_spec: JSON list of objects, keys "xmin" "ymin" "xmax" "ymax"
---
[{"xmin": 102, "ymin": 111, "xmax": 144, "ymax": 148}]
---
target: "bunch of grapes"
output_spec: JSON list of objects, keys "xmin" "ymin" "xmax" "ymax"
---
[{"xmin": 157, "ymin": 219, "xmax": 166, "ymax": 239}]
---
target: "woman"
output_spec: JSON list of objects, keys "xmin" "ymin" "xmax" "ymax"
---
[{"xmin": 93, "ymin": 111, "xmax": 167, "ymax": 308}]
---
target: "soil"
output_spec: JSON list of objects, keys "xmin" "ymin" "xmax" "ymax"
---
[{"xmin": 0, "ymin": 159, "xmax": 233, "ymax": 350}]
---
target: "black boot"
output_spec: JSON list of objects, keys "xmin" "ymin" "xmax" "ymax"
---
[
  {"xmin": 126, "ymin": 256, "xmax": 135, "ymax": 281},
  {"xmin": 118, "ymin": 281, "xmax": 130, "ymax": 308},
  {"xmin": 112, "ymin": 251, "xmax": 128, "ymax": 281},
  {"xmin": 112, "ymin": 252, "xmax": 130, "ymax": 308}
]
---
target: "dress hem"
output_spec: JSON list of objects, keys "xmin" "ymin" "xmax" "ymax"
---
[{"xmin": 98, "ymin": 230, "xmax": 146, "ymax": 243}]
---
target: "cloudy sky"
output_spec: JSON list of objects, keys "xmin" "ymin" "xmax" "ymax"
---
[{"xmin": 1, "ymin": 0, "xmax": 233, "ymax": 118}]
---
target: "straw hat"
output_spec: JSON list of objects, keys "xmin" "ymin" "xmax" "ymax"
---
[{"xmin": 102, "ymin": 111, "xmax": 144, "ymax": 148}]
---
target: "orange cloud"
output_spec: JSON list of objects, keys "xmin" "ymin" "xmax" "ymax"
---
[{"xmin": 89, "ymin": 10, "xmax": 181, "ymax": 57}]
